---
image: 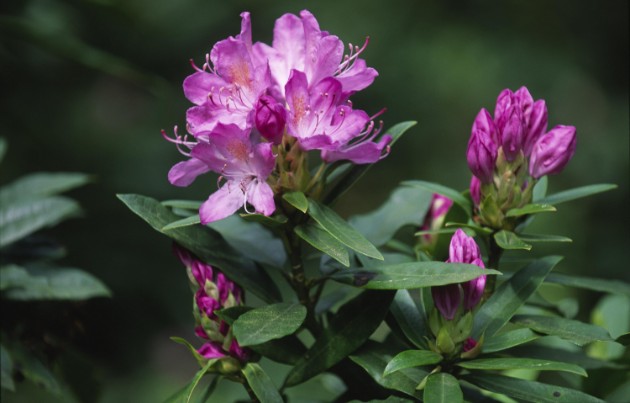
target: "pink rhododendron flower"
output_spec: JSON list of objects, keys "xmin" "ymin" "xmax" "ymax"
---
[
  {"xmin": 467, "ymin": 109, "xmax": 497, "ymax": 184},
  {"xmin": 167, "ymin": 123, "xmax": 275, "ymax": 224}
]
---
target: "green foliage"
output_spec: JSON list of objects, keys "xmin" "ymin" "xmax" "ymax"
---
[
  {"xmin": 295, "ymin": 223, "xmax": 350, "ymax": 266},
  {"xmin": 424, "ymin": 373, "xmax": 463, "ymax": 403},
  {"xmin": 457, "ymin": 357, "xmax": 587, "ymax": 376},
  {"xmin": 512, "ymin": 315, "xmax": 613, "ymax": 346},
  {"xmin": 232, "ymin": 303, "xmax": 307, "ymax": 346},
  {"xmin": 242, "ymin": 363, "xmax": 283, "ymax": 403},
  {"xmin": 383, "ymin": 350, "xmax": 442, "ymax": 376}
]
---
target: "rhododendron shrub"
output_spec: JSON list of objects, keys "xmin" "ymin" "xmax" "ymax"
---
[{"xmin": 118, "ymin": 10, "xmax": 625, "ymax": 403}]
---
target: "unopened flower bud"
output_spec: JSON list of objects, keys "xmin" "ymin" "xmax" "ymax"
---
[
  {"xmin": 467, "ymin": 109, "xmax": 497, "ymax": 183},
  {"xmin": 522, "ymin": 100, "xmax": 548, "ymax": 156},
  {"xmin": 420, "ymin": 194, "xmax": 453, "ymax": 246},
  {"xmin": 255, "ymin": 94, "xmax": 286, "ymax": 144},
  {"xmin": 431, "ymin": 284, "xmax": 461, "ymax": 321},
  {"xmin": 469, "ymin": 176, "xmax": 481, "ymax": 206},
  {"xmin": 462, "ymin": 257, "xmax": 486, "ymax": 310},
  {"xmin": 500, "ymin": 106, "xmax": 524, "ymax": 161},
  {"xmin": 449, "ymin": 229, "xmax": 482, "ymax": 264},
  {"xmin": 529, "ymin": 125, "xmax": 576, "ymax": 179},
  {"xmin": 198, "ymin": 342, "xmax": 226, "ymax": 359}
]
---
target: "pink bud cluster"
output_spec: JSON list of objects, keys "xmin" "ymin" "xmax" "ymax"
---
[
  {"xmin": 165, "ymin": 10, "xmax": 390, "ymax": 224},
  {"xmin": 466, "ymin": 87, "xmax": 576, "ymax": 194},
  {"xmin": 174, "ymin": 245, "xmax": 248, "ymax": 362},
  {"xmin": 432, "ymin": 229, "xmax": 486, "ymax": 320}
]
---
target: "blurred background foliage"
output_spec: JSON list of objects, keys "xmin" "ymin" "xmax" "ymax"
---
[{"xmin": 0, "ymin": 0, "xmax": 627, "ymax": 401}]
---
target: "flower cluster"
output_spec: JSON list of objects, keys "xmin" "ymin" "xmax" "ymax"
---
[
  {"xmin": 432, "ymin": 229, "xmax": 486, "ymax": 321},
  {"xmin": 166, "ymin": 10, "xmax": 390, "ymax": 224},
  {"xmin": 466, "ymin": 87, "xmax": 576, "ymax": 226},
  {"xmin": 173, "ymin": 245, "xmax": 248, "ymax": 364}
]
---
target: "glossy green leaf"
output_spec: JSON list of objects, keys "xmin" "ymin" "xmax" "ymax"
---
[
  {"xmin": 117, "ymin": 194, "xmax": 280, "ymax": 303},
  {"xmin": 161, "ymin": 215, "xmax": 201, "ymax": 230},
  {"xmin": 424, "ymin": 373, "xmax": 463, "ymax": 403},
  {"xmin": 457, "ymin": 357, "xmax": 587, "ymax": 376},
  {"xmin": 464, "ymin": 373, "xmax": 604, "ymax": 403},
  {"xmin": 518, "ymin": 233, "xmax": 572, "ymax": 243},
  {"xmin": 350, "ymin": 186, "xmax": 433, "ymax": 246},
  {"xmin": 209, "ymin": 215, "xmax": 286, "ymax": 268},
  {"xmin": 383, "ymin": 350, "xmax": 442, "ymax": 376},
  {"xmin": 240, "ymin": 213, "xmax": 288, "ymax": 227},
  {"xmin": 332, "ymin": 261, "xmax": 500, "ymax": 289},
  {"xmin": 494, "ymin": 230, "xmax": 532, "ymax": 250},
  {"xmin": 402, "ymin": 180, "xmax": 472, "ymax": 217},
  {"xmin": 505, "ymin": 203, "xmax": 556, "ymax": 218},
  {"xmin": 215, "ymin": 307, "xmax": 307, "ymax": 364},
  {"xmin": 532, "ymin": 176, "xmax": 548, "ymax": 202},
  {"xmin": 295, "ymin": 223, "xmax": 349, "ymax": 267},
  {"xmin": 512, "ymin": 315, "xmax": 613, "ymax": 346},
  {"xmin": 161, "ymin": 200, "xmax": 202, "ymax": 210},
  {"xmin": 322, "ymin": 121, "xmax": 417, "ymax": 205},
  {"xmin": 0, "ymin": 172, "xmax": 91, "ymax": 206},
  {"xmin": 508, "ymin": 344, "xmax": 625, "ymax": 370},
  {"xmin": 0, "ymin": 196, "xmax": 81, "ymax": 247},
  {"xmin": 1, "ymin": 344, "xmax": 14, "ymax": 391},
  {"xmin": 545, "ymin": 273, "xmax": 630, "ymax": 296},
  {"xmin": 473, "ymin": 256, "xmax": 563, "ymax": 338},
  {"xmin": 483, "ymin": 328, "xmax": 540, "ymax": 353},
  {"xmin": 390, "ymin": 290, "xmax": 428, "ymax": 349},
  {"xmin": 232, "ymin": 303, "xmax": 307, "ymax": 346},
  {"xmin": 284, "ymin": 290, "xmax": 394, "ymax": 387},
  {"xmin": 182, "ymin": 360, "xmax": 214, "ymax": 403},
  {"xmin": 538, "ymin": 183, "xmax": 617, "ymax": 205},
  {"xmin": 308, "ymin": 199, "xmax": 383, "ymax": 260},
  {"xmin": 283, "ymin": 191, "xmax": 308, "ymax": 213},
  {"xmin": 1, "ymin": 264, "xmax": 111, "ymax": 300},
  {"xmin": 242, "ymin": 363, "xmax": 283, "ymax": 403},
  {"xmin": 350, "ymin": 340, "xmax": 425, "ymax": 398}
]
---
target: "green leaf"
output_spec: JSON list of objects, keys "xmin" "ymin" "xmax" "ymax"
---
[
  {"xmin": 473, "ymin": 256, "xmax": 563, "ymax": 338},
  {"xmin": 161, "ymin": 200, "xmax": 203, "ymax": 210},
  {"xmin": 424, "ymin": 373, "xmax": 463, "ymax": 403},
  {"xmin": 242, "ymin": 363, "xmax": 283, "ymax": 403},
  {"xmin": 383, "ymin": 350, "xmax": 442, "ymax": 376},
  {"xmin": 182, "ymin": 360, "xmax": 214, "ymax": 403},
  {"xmin": 493, "ymin": 230, "xmax": 532, "ymax": 251},
  {"xmin": 350, "ymin": 340, "xmax": 425, "ymax": 398},
  {"xmin": 308, "ymin": 199, "xmax": 383, "ymax": 260},
  {"xmin": 457, "ymin": 357, "xmax": 587, "ymax": 377},
  {"xmin": 505, "ymin": 203, "xmax": 556, "ymax": 218},
  {"xmin": 0, "ymin": 172, "xmax": 91, "ymax": 206},
  {"xmin": 295, "ymin": 223, "xmax": 350, "ymax": 267},
  {"xmin": 538, "ymin": 183, "xmax": 617, "ymax": 205},
  {"xmin": 283, "ymin": 191, "xmax": 309, "ymax": 213},
  {"xmin": 9, "ymin": 345, "xmax": 61, "ymax": 395},
  {"xmin": 464, "ymin": 373, "xmax": 604, "ymax": 403},
  {"xmin": 161, "ymin": 215, "xmax": 201, "ymax": 230},
  {"xmin": 349, "ymin": 186, "xmax": 433, "ymax": 247},
  {"xmin": 390, "ymin": 290, "xmax": 428, "ymax": 349},
  {"xmin": 232, "ymin": 303, "xmax": 307, "ymax": 346},
  {"xmin": 508, "ymin": 344, "xmax": 625, "ymax": 370},
  {"xmin": 170, "ymin": 337, "xmax": 208, "ymax": 368},
  {"xmin": 240, "ymin": 213, "xmax": 288, "ymax": 227},
  {"xmin": 1, "ymin": 264, "xmax": 111, "ymax": 300},
  {"xmin": 517, "ymin": 233, "xmax": 572, "ymax": 243},
  {"xmin": 284, "ymin": 290, "xmax": 395, "ymax": 387},
  {"xmin": 402, "ymin": 180, "xmax": 472, "ymax": 217},
  {"xmin": 545, "ymin": 273, "xmax": 630, "ymax": 296},
  {"xmin": 512, "ymin": 315, "xmax": 613, "ymax": 346},
  {"xmin": 483, "ymin": 328, "xmax": 540, "ymax": 353},
  {"xmin": 532, "ymin": 176, "xmax": 548, "ymax": 202},
  {"xmin": 117, "ymin": 194, "xmax": 280, "ymax": 303},
  {"xmin": 1, "ymin": 344, "xmax": 14, "ymax": 392},
  {"xmin": 163, "ymin": 375, "xmax": 218, "ymax": 403},
  {"xmin": 0, "ymin": 196, "xmax": 81, "ymax": 247},
  {"xmin": 209, "ymin": 215, "xmax": 287, "ymax": 268},
  {"xmin": 332, "ymin": 261, "xmax": 500, "ymax": 289},
  {"xmin": 322, "ymin": 121, "xmax": 417, "ymax": 205}
]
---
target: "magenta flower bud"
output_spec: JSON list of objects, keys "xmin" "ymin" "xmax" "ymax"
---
[
  {"xmin": 500, "ymin": 106, "xmax": 524, "ymax": 161},
  {"xmin": 229, "ymin": 340, "xmax": 249, "ymax": 361},
  {"xmin": 255, "ymin": 94, "xmax": 286, "ymax": 144},
  {"xmin": 432, "ymin": 284, "xmax": 461, "ymax": 321},
  {"xmin": 467, "ymin": 109, "xmax": 497, "ymax": 183},
  {"xmin": 469, "ymin": 176, "xmax": 481, "ymax": 206},
  {"xmin": 196, "ymin": 290, "xmax": 220, "ymax": 318},
  {"xmin": 198, "ymin": 342, "xmax": 226, "ymax": 359},
  {"xmin": 462, "ymin": 257, "xmax": 486, "ymax": 310},
  {"xmin": 449, "ymin": 229, "xmax": 482, "ymax": 264},
  {"xmin": 529, "ymin": 125, "xmax": 577, "ymax": 179},
  {"xmin": 463, "ymin": 337, "xmax": 478, "ymax": 352},
  {"xmin": 420, "ymin": 194, "xmax": 453, "ymax": 245},
  {"xmin": 522, "ymin": 100, "xmax": 548, "ymax": 156}
]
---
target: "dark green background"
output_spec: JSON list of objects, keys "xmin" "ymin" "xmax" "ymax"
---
[{"xmin": 1, "ymin": 0, "xmax": 628, "ymax": 401}]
